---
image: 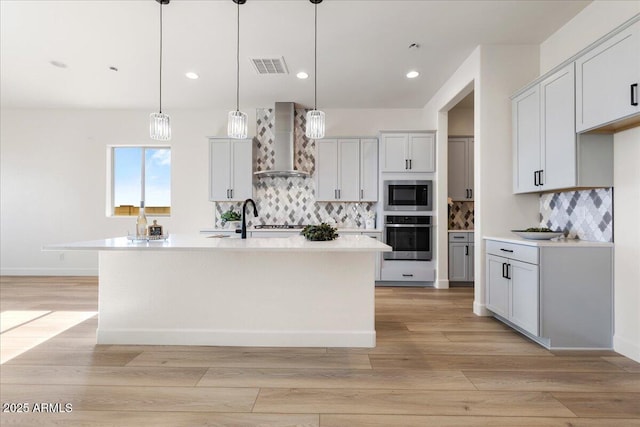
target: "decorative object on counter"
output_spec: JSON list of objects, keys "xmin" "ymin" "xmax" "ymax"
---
[
  {"xmin": 301, "ymin": 223, "xmax": 338, "ymax": 241},
  {"xmin": 136, "ymin": 201, "xmax": 148, "ymax": 238},
  {"xmin": 148, "ymin": 219, "xmax": 163, "ymax": 237},
  {"xmin": 511, "ymin": 228, "xmax": 564, "ymax": 240},
  {"xmin": 364, "ymin": 211, "xmax": 376, "ymax": 229},
  {"xmin": 149, "ymin": 0, "xmax": 171, "ymax": 141},
  {"xmin": 227, "ymin": 0, "xmax": 248, "ymax": 139},
  {"xmin": 220, "ymin": 207, "xmax": 241, "ymax": 229},
  {"xmin": 305, "ymin": 0, "xmax": 325, "ymax": 140}
]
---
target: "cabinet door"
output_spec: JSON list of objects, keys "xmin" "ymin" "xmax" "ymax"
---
[
  {"xmin": 486, "ymin": 254, "xmax": 509, "ymax": 318},
  {"xmin": 513, "ymin": 86, "xmax": 541, "ymax": 193},
  {"xmin": 510, "ymin": 259, "xmax": 539, "ymax": 336},
  {"xmin": 467, "ymin": 139, "xmax": 474, "ymax": 200},
  {"xmin": 338, "ymin": 139, "xmax": 360, "ymax": 201},
  {"xmin": 448, "ymin": 138, "xmax": 468, "ymax": 200},
  {"xmin": 467, "ymin": 243, "xmax": 475, "ymax": 282},
  {"xmin": 408, "ymin": 133, "xmax": 435, "ymax": 172},
  {"xmin": 541, "ymin": 63, "xmax": 576, "ymax": 191},
  {"xmin": 316, "ymin": 139, "xmax": 339, "ymax": 201},
  {"xmin": 449, "ymin": 242, "xmax": 468, "ymax": 282},
  {"xmin": 576, "ymin": 21, "xmax": 640, "ymax": 132},
  {"xmin": 209, "ymin": 139, "xmax": 232, "ymax": 201},
  {"xmin": 230, "ymin": 139, "xmax": 253, "ymax": 201},
  {"xmin": 360, "ymin": 138, "xmax": 378, "ymax": 201},
  {"xmin": 381, "ymin": 134, "xmax": 408, "ymax": 172}
]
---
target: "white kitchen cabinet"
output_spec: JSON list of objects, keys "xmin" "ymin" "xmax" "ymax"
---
[
  {"xmin": 448, "ymin": 232, "xmax": 474, "ymax": 282},
  {"xmin": 380, "ymin": 260, "xmax": 435, "ymax": 282},
  {"xmin": 512, "ymin": 64, "xmax": 613, "ymax": 194},
  {"xmin": 209, "ymin": 138, "xmax": 253, "ymax": 201},
  {"xmin": 380, "ymin": 132, "xmax": 435, "ymax": 172},
  {"xmin": 576, "ymin": 20, "xmax": 640, "ymax": 132},
  {"xmin": 485, "ymin": 238, "xmax": 613, "ymax": 349},
  {"xmin": 316, "ymin": 138, "xmax": 378, "ymax": 202},
  {"xmin": 448, "ymin": 137, "xmax": 474, "ymax": 200}
]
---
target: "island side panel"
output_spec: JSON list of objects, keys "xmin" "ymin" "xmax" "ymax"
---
[{"xmin": 97, "ymin": 250, "xmax": 376, "ymax": 347}]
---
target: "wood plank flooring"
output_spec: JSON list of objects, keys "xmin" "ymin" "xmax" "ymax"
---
[{"xmin": 1, "ymin": 276, "xmax": 639, "ymax": 426}]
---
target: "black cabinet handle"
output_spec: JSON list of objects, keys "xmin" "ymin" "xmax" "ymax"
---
[
  {"xmin": 539, "ymin": 170, "xmax": 544, "ymax": 186},
  {"xmin": 402, "ymin": 274, "xmax": 414, "ymax": 277},
  {"xmin": 632, "ymin": 83, "xmax": 638, "ymax": 106},
  {"xmin": 409, "ymin": 159, "xmax": 412, "ymax": 169},
  {"xmin": 500, "ymin": 248, "xmax": 514, "ymax": 253},
  {"xmin": 502, "ymin": 262, "xmax": 507, "ymax": 279},
  {"xmin": 465, "ymin": 245, "xmax": 469, "ymax": 256},
  {"xmin": 453, "ymin": 236, "xmax": 464, "ymax": 239},
  {"xmin": 230, "ymin": 189, "xmax": 233, "ymax": 199},
  {"xmin": 506, "ymin": 264, "xmax": 511, "ymax": 280},
  {"xmin": 534, "ymin": 171, "xmax": 538, "ymax": 186},
  {"xmin": 405, "ymin": 159, "xmax": 408, "ymax": 170}
]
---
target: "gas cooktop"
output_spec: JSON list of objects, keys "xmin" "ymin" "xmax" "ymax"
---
[{"xmin": 253, "ymin": 224, "xmax": 305, "ymax": 230}]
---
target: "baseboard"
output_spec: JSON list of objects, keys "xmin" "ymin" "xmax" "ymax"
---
[
  {"xmin": 435, "ymin": 279, "xmax": 450, "ymax": 289},
  {"xmin": 614, "ymin": 334, "xmax": 640, "ymax": 363},
  {"xmin": 97, "ymin": 328, "xmax": 376, "ymax": 348},
  {"xmin": 473, "ymin": 300, "xmax": 491, "ymax": 316},
  {"xmin": 0, "ymin": 268, "xmax": 98, "ymax": 276}
]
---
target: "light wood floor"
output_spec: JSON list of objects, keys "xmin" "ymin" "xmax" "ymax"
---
[{"xmin": 1, "ymin": 276, "xmax": 639, "ymax": 426}]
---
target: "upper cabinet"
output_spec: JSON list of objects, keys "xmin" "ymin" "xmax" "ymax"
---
[
  {"xmin": 316, "ymin": 138, "xmax": 378, "ymax": 202},
  {"xmin": 448, "ymin": 137, "xmax": 474, "ymax": 200},
  {"xmin": 380, "ymin": 132, "xmax": 435, "ymax": 172},
  {"xmin": 576, "ymin": 20, "xmax": 640, "ymax": 133},
  {"xmin": 512, "ymin": 64, "xmax": 613, "ymax": 194},
  {"xmin": 209, "ymin": 138, "xmax": 253, "ymax": 201}
]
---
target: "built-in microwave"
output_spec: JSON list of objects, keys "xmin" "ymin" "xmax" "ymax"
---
[{"xmin": 384, "ymin": 180, "xmax": 433, "ymax": 211}]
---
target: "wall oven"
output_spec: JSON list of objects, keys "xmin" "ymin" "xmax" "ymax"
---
[
  {"xmin": 384, "ymin": 215, "xmax": 432, "ymax": 261},
  {"xmin": 384, "ymin": 180, "xmax": 433, "ymax": 211}
]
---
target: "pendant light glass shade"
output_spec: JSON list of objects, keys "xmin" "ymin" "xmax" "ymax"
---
[
  {"xmin": 150, "ymin": 0, "xmax": 171, "ymax": 141},
  {"xmin": 150, "ymin": 112, "xmax": 171, "ymax": 141},
  {"xmin": 228, "ymin": 110, "xmax": 248, "ymax": 139},
  {"xmin": 305, "ymin": 109, "xmax": 325, "ymax": 139},
  {"xmin": 305, "ymin": 0, "xmax": 325, "ymax": 140},
  {"xmin": 228, "ymin": 0, "xmax": 247, "ymax": 139}
]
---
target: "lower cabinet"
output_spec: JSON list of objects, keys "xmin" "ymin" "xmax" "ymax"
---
[
  {"xmin": 448, "ymin": 232, "xmax": 475, "ymax": 282},
  {"xmin": 380, "ymin": 260, "xmax": 435, "ymax": 282},
  {"xmin": 485, "ymin": 238, "xmax": 613, "ymax": 349}
]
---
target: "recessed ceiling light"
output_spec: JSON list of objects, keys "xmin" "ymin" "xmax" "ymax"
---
[
  {"xmin": 49, "ymin": 60, "xmax": 67, "ymax": 69},
  {"xmin": 185, "ymin": 72, "xmax": 199, "ymax": 80},
  {"xmin": 406, "ymin": 70, "xmax": 420, "ymax": 79},
  {"xmin": 296, "ymin": 72, "xmax": 309, "ymax": 79}
]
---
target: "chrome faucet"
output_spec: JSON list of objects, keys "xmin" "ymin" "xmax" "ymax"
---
[{"xmin": 240, "ymin": 198, "xmax": 258, "ymax": 239}]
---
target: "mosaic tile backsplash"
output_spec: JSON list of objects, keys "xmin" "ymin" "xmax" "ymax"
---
[
  {"xmin": 539, "ymin": 188, "xmax": 613, "ymax": 242},
  {"xmin": 449, "ymin": 201, "xmax": 474, "ymax": 230},
  {"xmin": 215, "ymin": 107, "xmax": 376, "ymax": 228}
]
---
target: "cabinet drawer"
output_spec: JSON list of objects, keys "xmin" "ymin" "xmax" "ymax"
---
[
  {"xmin": 381, "ymin": 261, "xmax": 435, "ymax": 282},
  {"xmin": 449, "ymin": 232, "xmax": 470, "ymax": 242},
  {"xmin": 486, "ymin": 240, "xmax": 538, "ymax": 264}
]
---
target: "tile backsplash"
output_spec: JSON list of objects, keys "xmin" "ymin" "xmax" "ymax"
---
[
  {"xmin": 449, "ymin": 201, "xmax": 474, "ymax": 230},
  {"xmin": 215, "ymin": 107, "xmax": 375, "ymax": 228},
  {"xmin": 540, "ymin": 188, "xmax": 613, "ymax": 242}
]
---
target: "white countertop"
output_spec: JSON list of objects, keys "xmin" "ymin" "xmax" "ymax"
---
[
  {"xmin": 45, "ymin": 234, "xmax": 392, "ymax": 253},
  {"xmin": 200, "ymin": 227, "xmax": 383, "ymax": 233},
  {"xmin": 448, "ymin": 230, "xmax": 474, "ymax": 233},
  {"xmin": 484, "ymin": 235, "xmax": 614, "ymax": 247}
]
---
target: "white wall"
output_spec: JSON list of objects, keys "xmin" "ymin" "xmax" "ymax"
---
[
  {"xmin": 540, "ymin": 1, "xmax": 640, "ymax": 74},
  {"xmin": 614, "ymin": 127, "xmax": 640, "ymax": 363},
  {"xmin": 0, "ymin": 107, "xmax": 424, "ymax": 275},
  {"xmin": 421, "ymin": 45, "xmax": 540, "ymax": 312},
  {"xmin": 539, "ymin": 1, "xmax": 640, "ymax": 362}
]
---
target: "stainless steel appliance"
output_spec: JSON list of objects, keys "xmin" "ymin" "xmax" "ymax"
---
[
  {"xmin": 384, "ymin": 215, "xmax": 432, "ymax": 260},
  {"xmin": 384, "ymin": 180, "xmax": 433, "ymax": 211}
]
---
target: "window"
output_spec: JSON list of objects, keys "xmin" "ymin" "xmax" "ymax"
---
[{"xmin": 111, "ymin": 147, "xmax": 171, "ymax": 216}]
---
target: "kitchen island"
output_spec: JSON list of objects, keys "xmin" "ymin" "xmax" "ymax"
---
[{"xmin": 45, "ymin": 234, "xmax": 391, "ymax": 348}]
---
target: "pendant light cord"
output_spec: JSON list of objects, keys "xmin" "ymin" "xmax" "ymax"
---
[
  {"xmin": 236, "ymin": 0, "xmax": 240, "ymax": 112},
  {"xmin": 313, "ymin": 2, "xmax": 317, "ymax": 111},
  {"xmin": 159, "ymin": 2, "xmax": 163, "ymax": 114}
]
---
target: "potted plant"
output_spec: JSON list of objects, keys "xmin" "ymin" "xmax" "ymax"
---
[
  {"xmin": 301, "ymin": 223, "xmax": 339, "ymax": 241},
  {"xmin": 220, "ymin": 208, "xmax": 241, "ymax": 230}
]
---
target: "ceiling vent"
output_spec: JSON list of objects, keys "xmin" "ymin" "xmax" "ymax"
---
[{"xmin": 250, "ymin": 57, "xmax": 289, "ymax": 75}]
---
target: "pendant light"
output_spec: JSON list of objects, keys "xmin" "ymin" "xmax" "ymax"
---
[
  {"xmin": 305, "ymin": 0, "xmax": 325, "ymax": 139},
  {"xmin": 150, "ymin": 0, "xmax": 171, "ymax": 141},
  {"xmin": 228, "ymin": 0, "xmax": 248, "ymax": 139}
]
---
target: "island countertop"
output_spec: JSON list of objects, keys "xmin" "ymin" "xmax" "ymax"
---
[{"xmin": 44, "ymin": 233, "xmax": 392, "ymax": 253}]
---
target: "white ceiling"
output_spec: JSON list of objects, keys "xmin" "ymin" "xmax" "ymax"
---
[{"xmin": 0, "ymin": 0, "xmax": 590, "ymax": 110}]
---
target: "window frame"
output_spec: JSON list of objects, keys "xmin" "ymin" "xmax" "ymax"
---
[{"xmin": 107, "ymin": 145, "xmax": 172, "ymax": 217}]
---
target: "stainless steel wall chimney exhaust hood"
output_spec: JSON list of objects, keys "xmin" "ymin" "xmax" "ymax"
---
[{"xmin": 254, "ymin": 102, "xmax": 310, "ymax": 178}]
